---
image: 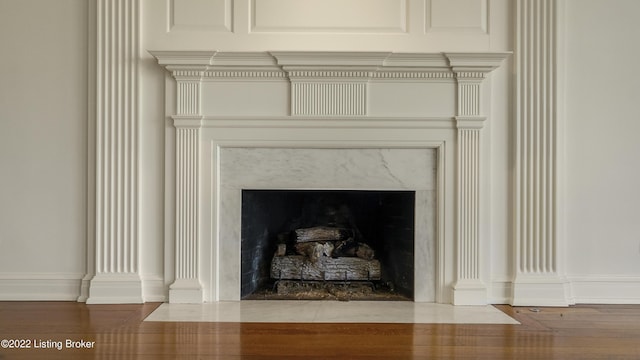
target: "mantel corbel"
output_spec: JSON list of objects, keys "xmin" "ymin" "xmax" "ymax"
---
[
  {"xmin": 150, "ymin": 50, "xmax": 217, "ymax": 66},
  {"xmin": 445, "ymin": 52, "xmax": 510, "ymax": 72}
]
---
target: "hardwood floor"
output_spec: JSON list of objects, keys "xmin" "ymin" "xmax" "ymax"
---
[{"xmin": 1, "ymin": 302, "xmax": 639, "ymax": 359}]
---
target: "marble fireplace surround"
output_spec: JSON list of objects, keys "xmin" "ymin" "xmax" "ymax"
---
[
  {"xmin": 151, "ymin": 51, "xmax": 508, "ymax": 305},
  {"xmin": 224, "ymin": 147, "xmax": 436, "ymax": 301}
]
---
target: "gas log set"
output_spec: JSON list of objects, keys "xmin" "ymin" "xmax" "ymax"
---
[{"xmin": 271, "ymin": 226, "xmax": 381, "ymax": 285}]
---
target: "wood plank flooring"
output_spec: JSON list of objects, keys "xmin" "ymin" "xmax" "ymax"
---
[{"xmin": 1, "ymin": 302, "xmax": 639, "ymax": 359}]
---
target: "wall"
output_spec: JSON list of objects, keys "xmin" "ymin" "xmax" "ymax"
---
[
  {"xmin": 0, "ymin": 0, "xmax": 88, "ymax": 299},
  {"xmin": 2, "ymin": 0, "xmax": 638, "ymax": 304},
  {"xmin": 565, "ymin": 0, "xmax": 640, "ymax": 303}
]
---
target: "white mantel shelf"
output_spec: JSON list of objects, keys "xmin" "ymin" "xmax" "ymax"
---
[{"xmin": 150, "ymin": 51, "xmax": 508, "ymax": 77}]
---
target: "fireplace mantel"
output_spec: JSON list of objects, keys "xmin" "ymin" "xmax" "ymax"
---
[
  {"xmin": 152, "ymin": 51, "xmax": 507, "ymax": 117},
  {"xmin": 151, "ymin": 51, "xmax": 508, "ymax": 305}
]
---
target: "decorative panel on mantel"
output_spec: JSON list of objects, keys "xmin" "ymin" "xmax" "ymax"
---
[
  {"xmin": 145, "ymin": 0, "xmax": 492, "ymax": 51},
  {"xmin": 168, "ymin": 0, "xmax": 232, "ymax": 32},
  {"xmin": 426, "ymin": 0, "xmax": 488, "ymax": 33},
  {"xmin": 251, "ymin": 0, "xmax": 407, "ymax": 33}
]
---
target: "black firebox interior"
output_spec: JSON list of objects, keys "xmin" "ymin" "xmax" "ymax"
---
[{"xmin": 241, "ymin": 190, "xmax": 415, "ymax": 299}]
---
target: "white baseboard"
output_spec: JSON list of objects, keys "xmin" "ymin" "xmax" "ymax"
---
[
  {"xmin": 169, "ymin": 278, "xmax": 204, "ymax": 303},
  {"xmin": 142, "ymin": 276, "xmax": 168, "ymax": 302},
  {"xmin": 85, "ymin": 274, "xmax": 144, "ymax": 304},
  {"xmin": 0, "ymin": 273, "xmax": 84, "ymax": 301},
  {"xmin": 452, "ymin": 279, "xmax": 488, "ymax": 305},
  {"xmin": 488, "ymin": 279, "xmax": 513, "ymax": 304},
  {"xmin": 0, "ymin": 273, "xmax": 168, "ymax": 303},
  {"xmin": 510, "ymin": 275, "xmax": 571, "ymax": 306},
  {"xmin": 3, "ymin": 272, "xmax": 638, "ymax": 305},
  {"xmin": 493, "ymin": 280, "xmax": 572, "ymax": 306},
  {"xmin": 490, "ymin": 276, "xmax": 640, "ymax": 305},
  {"xmin": 568, "ymin": 275, "xmax": 640, "ymax": 304}
]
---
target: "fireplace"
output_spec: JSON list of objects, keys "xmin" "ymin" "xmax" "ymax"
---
[
  {"xmin": 151, "ymin": 51, "xmax": 508, "ymax": 305},
  {"xmin": 241, "ymin": 190, "xmax": 416, "ymax": 300},
  {"xmin": 217, "ymin": 147, "xmax": 437, "ymax": 302}
]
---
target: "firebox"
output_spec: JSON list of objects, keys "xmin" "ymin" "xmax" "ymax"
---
[{"xmin": 241, "ymin": 190, "xmax": 415, "ymax": 300}]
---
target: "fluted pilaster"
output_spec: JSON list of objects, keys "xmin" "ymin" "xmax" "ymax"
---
[
  {"xmin": 457, "ymin": 127, "xmax": 481, "ymax": 277},
  {"xmin": 513, "ymin": 0, "xmax": 569, "ymax": 306},
  {"xmin": 149, "ymin": 52, "xmax": 216, "ymax": 304},
  {"xmin": 169, "ymin": 69, "xmax": 207, "ymax": 303},
  {"xmin": 452, "ymin": 70, "xmax": 488, "ymax": 305},
  {"xmin": 175, "ymin": 127, "xmax": 199, "ymax": 281},
  {"xmin": 86, "ymin": 0, "xmax": 143, "ymax": 304},
  {"xmin": 170, "ymin": 119, "xmax": 203, "ymax": 303},
  {"xmin": 445, "ymin": 53, "xmax": 507, "ymax": 305}
]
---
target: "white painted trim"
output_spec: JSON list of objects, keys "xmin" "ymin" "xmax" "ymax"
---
[
  {"xmin": 82, "ymin": 275, "xmax": 166, "ymax": 303},
  {"xmin": 568, "ymin": 276, "xmax": 640, "ymax": 305},
  {"xmin": 0, "ymin": 273, "xmax": 84, "ymax": 301},
  {"xmin": 512, "ymin": 0, "xmax": 570, "ymax": 306},
  {"xmin": 490, "ymin": 277, "xmax": 640, "ymax": 305},
  {"xmin": 511, "ymin": 275, "xmax": 571, "ymax": 307},
  {"xmin": 86, "ymin": 274, "xmax": 143, "ymax": 304},
  {"xmin": 452, "ymin": 279, "xmax": 488, "ymax": 306},
  {"xmin": 85, "ymin": 0, "xmax": 144, "ymax": 304},
  {"xmin": 9, "ymin": 274, "xmax": 639, "ymax": 305},
  {"xmin": 81, "ymin": 0, "xmax": 97, "ymax": 305},
  {"xmin": 489, "ymin": 278, "xmax": 514, "ymax": 304},
  {"xmin": 142, "ymin": 275, "xmax": 168, "ymax": 302}
]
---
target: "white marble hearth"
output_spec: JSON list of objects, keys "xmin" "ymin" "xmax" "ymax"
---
[{"xmin": 144, "ymin": 301, "xmax": 519, "ymax": 324}]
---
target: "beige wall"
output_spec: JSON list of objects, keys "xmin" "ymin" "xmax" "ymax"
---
[
  {"xmin": 0, "ymin": 0, "xmax": 87, "ymax": 299},
  {"xmin": 565, "ymin": 0, "xmax": 640, "ymax": 302}
]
